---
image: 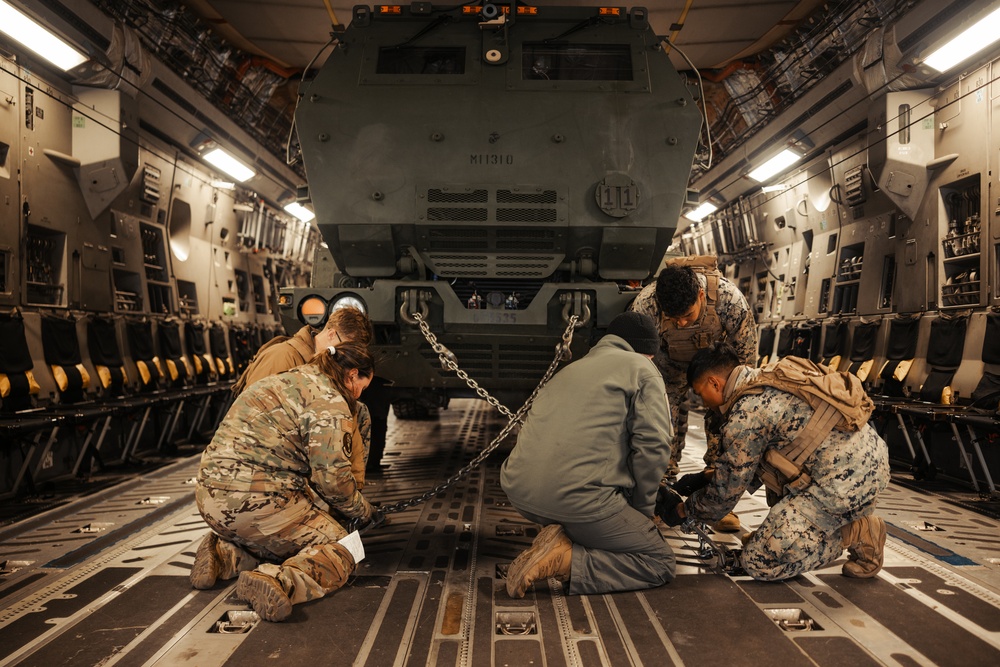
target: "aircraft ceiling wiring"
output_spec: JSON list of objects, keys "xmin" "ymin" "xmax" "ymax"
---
[{"xmin": 667, "ymin": 38, "xmax": 713, "ymax": 171}]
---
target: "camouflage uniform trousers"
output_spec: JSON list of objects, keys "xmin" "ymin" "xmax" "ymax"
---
[
  {"xmin": 664, "ymin": 376, "xmax": 722, "ymax": 477},
  {"xmin": 741, "ymin": 488, "xmax": 877, "ymax": 581},
  {"xmin": 196, "ymin": 485, "xmax": 355, "ymax": 605}
]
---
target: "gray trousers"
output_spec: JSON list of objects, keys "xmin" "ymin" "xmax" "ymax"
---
[{"xmin": 519, "ymin": 504, "xmax": 676, "ymax": 595}]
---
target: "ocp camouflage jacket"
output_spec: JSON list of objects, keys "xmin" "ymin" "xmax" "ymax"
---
[{"xmin": 199, "ymin": 363, "xmax": 373, "ymax": 521}]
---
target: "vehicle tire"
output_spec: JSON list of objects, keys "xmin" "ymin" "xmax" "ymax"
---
[
  {"xmin": 360, "ymin": 377, "xmax": 391, "ymax": 470},
  {"xmin": 392, "ymin": 399, "xmax": 431, "ymax": 420}
]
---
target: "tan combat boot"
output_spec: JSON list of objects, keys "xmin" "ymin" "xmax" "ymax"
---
[
  {"xmin": 190, "ymin": 533, "xmax": 222, "ymax": 589},
  {"xmin": 237, "ymin": 570, "xmax": 293, "ymax": 622},
  {"xmin": 713, "ymin": 511, "xmax": 741, "ymax": 533},
  {"xmin": 841, "ymin": 515, "xmax": 887, "ymax": 578},
  {"xmin": 506, "ymin": 524, "xmax": 573, "ymax": 598}
]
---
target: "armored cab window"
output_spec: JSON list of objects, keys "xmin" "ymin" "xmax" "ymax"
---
[
  {"xmin": 376, "ymin": 46, "xmax": 465, "ymax": 75},
  {"xmin": 522, "ymin": 44, "xmax": 632, "ymax": 81}
]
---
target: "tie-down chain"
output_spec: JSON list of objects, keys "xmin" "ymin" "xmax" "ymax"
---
[{"xmin": 372, "ymin": 310, "xmax": 579, "ymax": 516}]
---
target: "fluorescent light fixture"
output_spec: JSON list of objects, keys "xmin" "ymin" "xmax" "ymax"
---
[
  {"xmin": 748, "ymin": 149, "xmax": 801, "ymax": 183},
  {"xmin": 683, "ymin": 202, "xmax": 718, "ymax": 222},
  {"xmin": 284, "ymin": 202, "xmax": 316, "ymax": 222},
  {"xmin": 924, "ymin": 6, "xmax": 1000, "ymax": 72},
  {"xmin": 211, "ymin": 180, "xmax": 235, "ymax": 190},
  {"xmin": 202, "ymin": 147, "xmax": 255, "ymax": 182},
  {"xmin": 761, "ymin": 184, "xmax": 789, "ymax": 193},
  {"xmin": 0, "ymin": 1, "xmax": 88, "ymax": 71}
]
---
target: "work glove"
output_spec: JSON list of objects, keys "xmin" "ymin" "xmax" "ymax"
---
[
  {"xmin": 672, "ymin": 469, "xmax": 711, "ymax": 496},
  {"xmin": 349, "ymin": 505, "xmax": 388, "ymax": 533},
  {"xmin": 655, "ymin": 486, "xmax": 685, "ymax": 527},
  {"xmin": 368, "ymin": 507, "xmax": 387, "ymax": 529}
]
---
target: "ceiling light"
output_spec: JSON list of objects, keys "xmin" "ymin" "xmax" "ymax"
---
[
  {"xmin": 0, "ymin": 1, "xmax": 88, "ymax": 71},
  {"xmin": 284, "ymin": 202, "xmax": 316, "ymax": 222},
  {"xmin": 761, "ymin": 184, "xmax": 789, "ymax": 193},
  {"xmin": 683, "ymin": 202, "xmax": 718, "ymax": 222},
  {"xmin": 748, "ymin": 149, "xmax": 801, "ymax": 183},
  {"xmin": 211, "ymin": 180, "xmax": 235, "ymax": 190},
  {"xmin": 202, "ymin": 147, "xmax": 255, "ymax": 182},
  {"xmin": 924, "ymin": 6, "xmax": 1000, "ymax": 72}
]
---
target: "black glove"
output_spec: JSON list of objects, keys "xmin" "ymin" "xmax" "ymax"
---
[
  {"xmin": 672, "ymin": 470, "xmax": 711, "ymax": 496},
  {"xmin": 655, "ymin": 486, "xmax": 685, "ymax": 527},
  {"xmin": 348, "ymin": 507, "xmax": 386, "ymax": 533},
  {"xmin": 367, "ymin": 507, "xmax": 387, "ymax": 530}
]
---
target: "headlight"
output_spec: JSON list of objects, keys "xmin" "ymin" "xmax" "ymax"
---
[
  {"xmin": 331, "ymin": 293, "xmax": 366, "ymax": 314},
  {"xmin": 297, "ymin": 295, "xmax": 329, "ymax": 327}
]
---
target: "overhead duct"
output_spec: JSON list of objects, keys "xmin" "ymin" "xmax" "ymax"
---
[
  {"xmin": 71, "ymin": 87, "xmax": 139, "ymax": 218},
  {"xmin": 853, "ymin": 25, "xmax": 926, "ymax": 96},
  {"xmin": 867, "ymin": 88, "xmax": 936, "ymax": 220},
  {"xmin": 72, "ymin": 22, "xmax": 152, "ymax": 95},
  {"xmin": 61, "ymin": 21, "xmax": 150, "ymax": 218}
]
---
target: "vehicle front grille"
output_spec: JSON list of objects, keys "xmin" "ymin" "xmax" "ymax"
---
[{"xmin": 419, "ymin": 341, "xmax": 559, "ymax": 381}]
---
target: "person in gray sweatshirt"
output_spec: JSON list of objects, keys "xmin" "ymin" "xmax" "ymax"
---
[{"xmin": 501, "ymin": 311, "xmax": 675, "ymax": 598}]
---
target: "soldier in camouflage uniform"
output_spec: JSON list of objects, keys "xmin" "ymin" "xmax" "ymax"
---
[
  {"xmin": 232, "ymin": 307, "xmax": 380, "ymax": 486},
  {"xmin": 659, "ymin": 343, "xmax": 890, "ymax": 580},
  {"xmin": 630, "ymin": 257, "xmax": 757, "ymax": 532},
  {"xmin": 190, "ymin": 341, "xmax": 381, "ymax": 621}
]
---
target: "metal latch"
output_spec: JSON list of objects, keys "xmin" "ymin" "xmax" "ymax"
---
[
  {"xmin": 495, "ymin": 612, "xmax": 537, "ymax": 635},
  {"xmin": 210, "ymin": 610, "xmax": 259, "ymax": 634},
  {"xmin": 75, "ymin": 522, "xmax": 114, "ymax": 533},
  {"xmin": 766, "ymin": 608, "xmax": 821, "ymax": 632}
]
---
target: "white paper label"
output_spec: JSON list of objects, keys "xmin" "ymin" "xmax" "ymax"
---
[{"xmin": 338, "ymin": 530, "xmax": 365, "ymax": 564}]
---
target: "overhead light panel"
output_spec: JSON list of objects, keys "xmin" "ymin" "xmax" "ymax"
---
[
  {"xmin": 683, "ymin": 202, "xmax": 718, "ymax": 222},
  {"xmin": 284, "ymin": 202, "xmax": 316, "ymax": 222},
  {"xmin": 0, "ymin": 1, "xmax": 88, "ymax": 71},
  {"xmin": 211, "ymin": 180, "xmax": 235, "ymax": 190},
  {"xmin": 748, "ymin": 149, "xmax": 801, "ymax": 183},
  {"xmin": 923, "ymin": 6, "xmax": 1000, "ymax": 72},
  {"xmin": 761, "ymin": 184, "xmax": 789, "ymax": 193},
  {"xmin": 202, "ymin": 147, "xmax": 255, "ymax": 182}
]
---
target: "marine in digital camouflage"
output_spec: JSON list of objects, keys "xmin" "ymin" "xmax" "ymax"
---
[
  {"xmin": 630, "ymin": 272, "xmax": 758, "ymax": 473},
  {"xmin": 195, "ymin": 363, "xmax": 373, "ymax": 603},
  {"xmin": 685, "ymin": 365, "xmax": 890, "ymax": 580}
]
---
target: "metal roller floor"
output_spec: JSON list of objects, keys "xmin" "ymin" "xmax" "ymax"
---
[{"xmin": 1, "ymin": 399, "xmax": 999, "ymax": 666}]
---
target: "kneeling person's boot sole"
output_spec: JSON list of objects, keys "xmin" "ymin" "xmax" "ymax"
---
[
  {"xmin": 190, "ymin": 533, "xmax": 221, "ymax": 589},
  {"xmin": 506, "ymin": 524, "xmax": 572, "ymax": 598},
  {"xmin": 237, "ymin": 571, "xmax": 292, "ymax": 622}
]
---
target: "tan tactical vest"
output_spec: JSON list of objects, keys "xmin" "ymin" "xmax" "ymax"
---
[
  {"xmin": 721, "ymin": 356, "xmax": 875, "ymax": 502},
  {"xmin": 658, "ymin": 255, "xmax": 723, "ymax": 362}
]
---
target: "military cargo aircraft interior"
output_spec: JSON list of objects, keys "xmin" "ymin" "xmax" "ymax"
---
[{"xmin": 1, "ymin": 0, "xmax": 1000, "ymax": 665}]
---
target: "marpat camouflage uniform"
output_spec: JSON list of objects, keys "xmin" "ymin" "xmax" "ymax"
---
[
  {"xmin": 196, "ymin": 364, "xmax": 374, "ymax": 605},
  {"xmin": 630, "ymin": 273, "xmax": 757, "ymax": 474},
  {"xmin": 685, "ymin": 366, "xmax": 890, "ymax": 580}
]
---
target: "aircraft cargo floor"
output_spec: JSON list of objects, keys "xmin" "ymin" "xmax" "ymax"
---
[{"xmin": 1, "ymin": 399, "xmax": 999, "ymax": 666}]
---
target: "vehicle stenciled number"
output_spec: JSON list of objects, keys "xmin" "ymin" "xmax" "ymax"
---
[{"xmin": 472, "ymin": 311, "xmax": 518, "ymax": 324}]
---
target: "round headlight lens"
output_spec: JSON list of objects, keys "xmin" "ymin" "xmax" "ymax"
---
[
  {"xmin": 331, "ymin": 294, "xmax": 366, "ymax": 314},
  {"xmin": 297, "ymin": 295, "xmax": 329, "ymax": 327}
]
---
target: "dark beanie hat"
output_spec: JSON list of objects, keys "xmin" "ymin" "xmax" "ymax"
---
[{"xmin": 607, "ymin": 312, "xmax": 659, "ymax": 355}]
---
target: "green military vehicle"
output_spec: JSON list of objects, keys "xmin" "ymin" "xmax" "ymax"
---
[{"xmin": 281, "ymin": 3, "xmax": 702, "ymax": 422}]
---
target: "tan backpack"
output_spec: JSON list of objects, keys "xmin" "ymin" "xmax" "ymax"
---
[{"xmin": 726, "ymin": 356, "xmax": 875, "ymax": 501}]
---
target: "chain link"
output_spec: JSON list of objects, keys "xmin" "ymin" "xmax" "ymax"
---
[{"xmin": 376, "ymin": 312, "xmax": 579, "ymax": 514}]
